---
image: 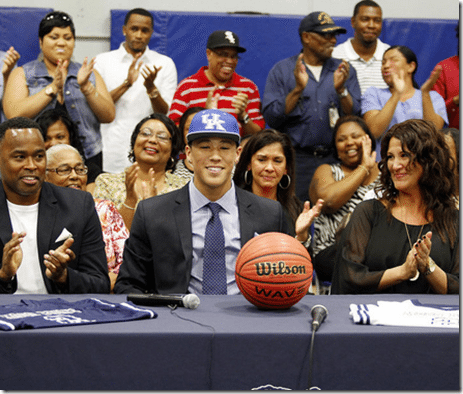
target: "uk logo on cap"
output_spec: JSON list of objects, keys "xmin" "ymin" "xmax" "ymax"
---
[{"xmin": 187, "ymin": 109, "xmax": 240, "ymax": 144}]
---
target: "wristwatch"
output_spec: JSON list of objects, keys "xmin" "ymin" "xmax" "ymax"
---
[
  {"xmin": 338, "ymin": 88, "xmax": 348, "ymax": 98},
  {"xmin": 240, "ymin": 113, "xmax": 250, "ymax": 125},
  {"xmin": 424, "ymin": 257, "xmax": 437, "ymax": 276},
  {"xmin": 45, "ymin": 85, "xmax": 57, "ymax": 97}
]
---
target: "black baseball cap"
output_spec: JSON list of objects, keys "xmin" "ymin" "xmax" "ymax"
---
[
  {"xmin": 299, "ymin": 11, "xmax": 347, "ymax": 36},
  {"xmin": 207, "ymin": 30, "xmax": 246, "ymax": 53}
]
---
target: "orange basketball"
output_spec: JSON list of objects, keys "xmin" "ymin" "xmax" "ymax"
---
[{"xmin": 235, "ymin": 232, "xmax": 313, "ymax": 309}]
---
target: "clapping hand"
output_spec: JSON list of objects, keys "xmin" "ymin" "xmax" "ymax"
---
[
  {"xmin": 44, "ymin": 237, "xmax": 75, "ymax": 284},
  {"xmin": 294, "ymin": 53, "xmax": 309, "ymax": 90},
  {"xmin": 1, "ymin": 46, "xmax": 20, "ymax": 77},
  {"xmin": 127, "ymin": 52, "xmax": 143, "ymax": 86},
  {"xmin": 206, "ymin": 86, "xmax": 220, "ymax": 109},
  {"xmin": 232, "ymin": 91, "xmax": 248, "ymax": 118},
  {"xmin": 0, "ymin": 232, "xmax": 26, "ymax": 281},
  {"xmin": 77, "ymin": 57, "xmax": 96, "ymax": 89},
  {"xmin": 333, "ymin": 60, "xmax": 350, "ymax": 93},
  {"xmin": 295, "ymin": 198, "xmax": 324, "ymax": 244},
  {"xmin": 142, "ymin": 64, "xmax": 162, "ymax": 92},
  {"xmin": 421, "ymin": 65, "xmax": 442, "ymax": 93}
]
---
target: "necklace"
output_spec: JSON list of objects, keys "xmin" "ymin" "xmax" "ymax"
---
[{"xmin": 404, "ymin": 223, "xmax": 425, "ymax": 281}]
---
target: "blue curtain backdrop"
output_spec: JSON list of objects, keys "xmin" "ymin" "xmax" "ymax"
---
[{"xmin": 111, "ymin": 10, "xmax": 458, "ymax": 94}]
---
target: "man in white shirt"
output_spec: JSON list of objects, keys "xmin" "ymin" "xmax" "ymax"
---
[
  {"xmin": 0, "ymin": 117, "xmax": 109, "ymax": 294},
  {"xmin": 332, "ymin": 0, "xmax": 390, "ymax": 95},
  {"xmin": 95, "ymin": 8, "xmax": 178, "ymax": 173}
]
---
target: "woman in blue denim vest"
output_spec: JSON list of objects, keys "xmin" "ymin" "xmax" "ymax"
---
[{"xmin": 3, "ymin": 11, "xmax": 115, "ymax": 171}]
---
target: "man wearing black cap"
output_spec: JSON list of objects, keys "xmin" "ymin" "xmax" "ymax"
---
[
  {"xmin": 168, "ymin": 30, "xmax": 265, "ymax": 136},
  {"xmin": 262, "ymin": 11, "xmax": 361, "ymax": 203}
]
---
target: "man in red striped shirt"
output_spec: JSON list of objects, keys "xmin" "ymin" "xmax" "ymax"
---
[{"xmin": 168, "ymin": 30, "xmax": 265, "ymax": 136}]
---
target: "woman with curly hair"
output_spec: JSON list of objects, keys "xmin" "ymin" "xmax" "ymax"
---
[{"xmin": 331, "ymin": 119, "xmax": 459, "ymax": 294}]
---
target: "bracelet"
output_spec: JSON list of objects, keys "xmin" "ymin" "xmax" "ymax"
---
[
  {"xmin": 123, "ymin": 79, "xmax": 132, "ymax": 88},
  {"xmin": 358, "ymin": 164, "xmax": 369, "ymax": 176},
  {"xmin": 297, "ymin": 234, "xmax": 311, "ymax": 249},
  {"xmin": 148, "ymin": 88, "xmax": 159, "ymax": 99},
  {"xmin": 122, "ymin": 202, "xmax": 135, "ymax": 210}
]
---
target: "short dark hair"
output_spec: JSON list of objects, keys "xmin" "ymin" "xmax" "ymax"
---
[
  {"xmin": 332, "ymin": 115, "xmax": 376, "ymax": 160},
  {"xmin": 0, "ymin": 117, "xmax": 43, "ymax": 143},
  {"xmin": 129, "ymin": 113, "xmax": 182, "ymax": 171},
  {"xmin": 353, "ymin": 0, "xmax": 382, "ymax": 17},
  {"xmin": 36, "ymin": 108, "xmax": 85, "ymax": 158},
  {"xmin": 39, "ymin": 11, "xmax": 75, "ymax": 39},
  {"xmin": 124, "ymin": 8, "xmax": 154, "ymax": 28},
  {"xmin": 178, "ymin": 107, "xmax": 204, "ymax": 151}
]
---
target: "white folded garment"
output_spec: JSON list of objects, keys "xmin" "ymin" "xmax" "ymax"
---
[{"xmin": 350, "ymin": 299, "xmax": 459, "ymax": 328}]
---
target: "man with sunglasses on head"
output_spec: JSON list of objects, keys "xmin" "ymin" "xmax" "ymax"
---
[
  {"xmin": 0, "ymin": 117, "xmax": 109, "ymax": 294},
  {"xmin": 262, "ymin": 12, "xmax": 361, "ymax": 203},
  {"xmin": 168, "ymin": 30, "xmax": 265, "ymax": 136}
]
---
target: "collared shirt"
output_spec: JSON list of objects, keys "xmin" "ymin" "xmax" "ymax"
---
[
  {"xmin": 332, "ymin": 38, "xmax": 390, "ymax": 95},
  {"xmin": 94, "ymin": 44, "xmax": 178, "ymax": 173},
  {"xmin": 23, "ymin": 60, "xmax": 101, "ymax": 159},
  {"xmin": 188, "ymin": 180, "xmax": 241, "ymax": 295},
  {"xmin": 433, "ymin": 55, "xmax": 459, "ymax": 129},
  {"xmin": 361, "ymin": 87, "xmax": 449, "ymax": 130},
  {"xmin": 262, "ymin": 54, "xmax": 361, "ymax": 150},
  {"xmin": 168, "ymin": 66, "xmax": 265, "ymax": 135}
]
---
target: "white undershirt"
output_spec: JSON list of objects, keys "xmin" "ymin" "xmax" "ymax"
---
[
  {"xmin": 306, "ymin": 64, "xmax": 323, "ymax": 82},
  {"xmin": 7, "ymin": 201, "xmax": 48, "ymax": 294}
]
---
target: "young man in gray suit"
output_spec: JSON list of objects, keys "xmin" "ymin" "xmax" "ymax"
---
[{"xmin": 115, "ymin": 109, "xmax": 289, "ymax": 295}]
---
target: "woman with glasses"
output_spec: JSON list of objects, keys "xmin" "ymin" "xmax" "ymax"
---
[
  {"xmin": 46, "ymin": 144, "xmax": 128, "ymax": 292},
  {"xmin": 36, "ymin": 108, "xmax": 102, "ymax": 194},
  {"xmin": 93, "ymin": 113, "xmax": 188, "ymax": 230},
  {"xmin": 3, "ymin": 10, "xmax": 115, "ymax": 172}
]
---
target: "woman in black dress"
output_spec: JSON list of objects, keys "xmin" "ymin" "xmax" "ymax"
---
[{"xmin": 331, "ymin": 119, "xmax": 459, "ymax": 294}]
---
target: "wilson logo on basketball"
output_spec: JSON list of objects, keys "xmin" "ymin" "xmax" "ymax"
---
[{"xmin": 255, "ymin": 261, "xmax": 306, "ymax": 276}]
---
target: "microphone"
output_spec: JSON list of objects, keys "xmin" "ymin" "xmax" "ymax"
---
[
  {"xmin": 127, "ymin": 293, "xmax": 200, "ymax": 310},
  {"xmin": 311, "ymin": 304, "xmax": 328, "ymax": 332}
]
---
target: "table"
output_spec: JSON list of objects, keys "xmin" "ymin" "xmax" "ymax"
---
[{"xmin": 0, "ymin": 293, "xmax": 458, "ymax": 390}]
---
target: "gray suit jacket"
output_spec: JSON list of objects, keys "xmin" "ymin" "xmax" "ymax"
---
[
  {"xmin": 0, "ymin": 182, "xmax": 110, "ymax": 293},
  {"xmin": 114, "ymin": 183, "xmax": 289, "ymax": 294}
]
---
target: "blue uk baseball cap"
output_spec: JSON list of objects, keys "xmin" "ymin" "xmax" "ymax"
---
[{"xmin": 187, "ymin": 109, "xmax": 240, "ymax": 144}]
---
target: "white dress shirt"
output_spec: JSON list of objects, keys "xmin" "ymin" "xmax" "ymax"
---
[{"xmin": 95, "ymin": 44, "xmax": 178, "ymax": 173}]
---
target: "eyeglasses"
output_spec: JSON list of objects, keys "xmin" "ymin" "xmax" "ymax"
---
[
  {"xmin": 211, "ymin": 50, "xmax": 240, "ymax": 61},
  {"xmin": 47, "ymin": 164, "xmax": 88, "ymax": 176},
  {"xmin": 139, "ymin": 128, "xmax": 172, "ymax": 142}
]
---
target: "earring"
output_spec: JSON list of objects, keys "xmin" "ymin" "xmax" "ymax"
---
[
  {"xmin": 244, "ymin": 170, "xmax": 252, "ymax": 185},
  {"xmin": 279, "ymin": 174, "xmax": 291, "ymax": 189}
]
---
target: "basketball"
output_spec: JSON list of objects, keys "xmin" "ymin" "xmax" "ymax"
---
[{"xmin": 235, "ymin": 232, "xmax": 313, "ymax": 309}]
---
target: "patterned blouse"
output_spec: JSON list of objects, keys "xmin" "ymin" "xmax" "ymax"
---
[
  {"xmin": 312, "ymin": 163, "xmax": 380, "ymax": 256},
  {"xmin": 93, "ymin": 170, "xmax": 189, "ymax": 210},
  {"xmin": 94, "ymin": 199, "xmax": 129, "ymax": 274}
]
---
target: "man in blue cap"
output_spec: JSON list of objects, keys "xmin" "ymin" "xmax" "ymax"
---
[
  {"xmin": 262, "ymin": 11, "xmax": 361, "ymax": 203},
  {"xmin": 115, "ymin": 109, "xmax": 289, "ymax": 295}
]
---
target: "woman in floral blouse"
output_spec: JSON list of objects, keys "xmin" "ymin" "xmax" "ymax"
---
[{"xmin": 93, "ymin": 113, "xmax": 188, "ymax": 230}]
